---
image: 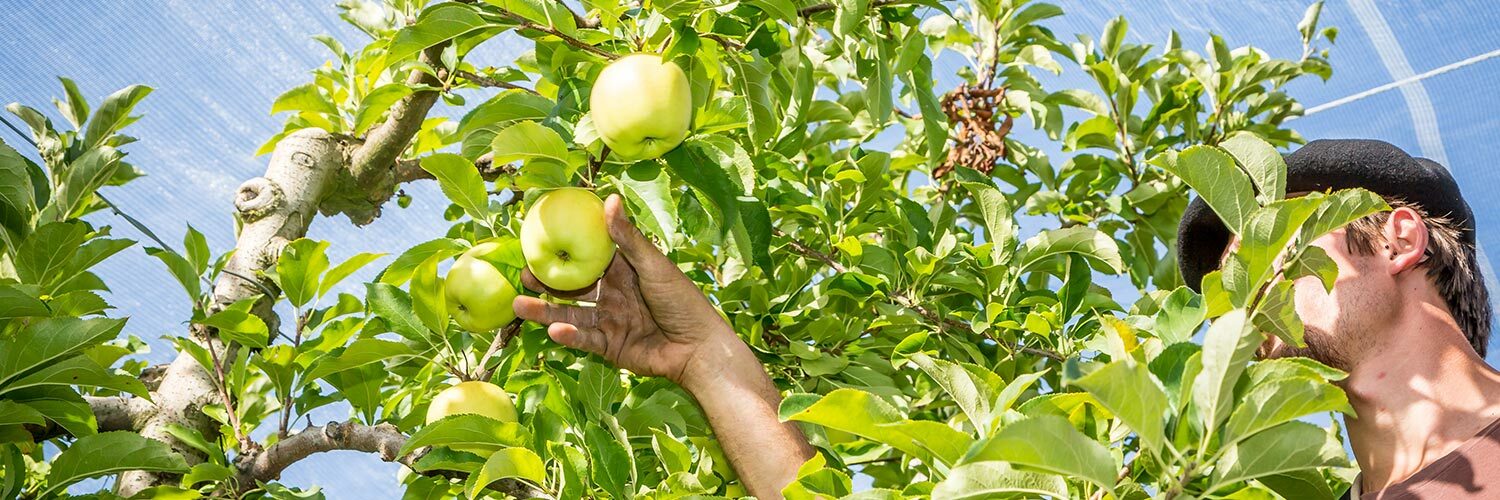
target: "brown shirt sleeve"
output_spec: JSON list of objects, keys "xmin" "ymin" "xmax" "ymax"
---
[{"xmin": 1364, "ymin": 416, "xmax": 1500, "ymax": 499}]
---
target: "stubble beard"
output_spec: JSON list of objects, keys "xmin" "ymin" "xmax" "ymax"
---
[{"xmin": 1257, "ymin": 325, "xmax": 1355, "ymax": 372}]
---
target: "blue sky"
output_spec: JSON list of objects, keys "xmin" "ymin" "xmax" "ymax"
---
[{"xmin": 2, "ymin": 0, "xmax": 1497, "ymax": 497}]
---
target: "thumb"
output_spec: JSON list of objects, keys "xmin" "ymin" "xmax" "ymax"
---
[{"xmin": 604, "ymin": 194, "xmax": 672, "ymax": 270}]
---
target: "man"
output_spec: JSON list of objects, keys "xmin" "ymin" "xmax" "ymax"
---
[
  {"xmin": 1177, "ymin": 139, "xmax": 1500, "ymax": 498},
  {"xmin": 512, "ymin": 139, "xmax": 1500, "ymax": 498}
]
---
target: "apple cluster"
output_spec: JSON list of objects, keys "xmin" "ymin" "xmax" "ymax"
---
[{"xmin": 427, "ymin": 53, "xmax": 692, "ymax": 442}]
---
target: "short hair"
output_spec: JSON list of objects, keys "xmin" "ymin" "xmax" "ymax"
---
[{"xmin": 1342, "ymin": 199, "xmax": 1491, "ymax": 357}]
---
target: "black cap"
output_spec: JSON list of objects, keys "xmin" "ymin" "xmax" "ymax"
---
[{"xmin": 1177, "ymin": 139, "xmax": 1476, "ymax": 291}]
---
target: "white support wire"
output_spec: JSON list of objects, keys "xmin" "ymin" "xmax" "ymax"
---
[{"xmin": 1293, "ymin": 47, "xmax": 1500, "ymax": 118}]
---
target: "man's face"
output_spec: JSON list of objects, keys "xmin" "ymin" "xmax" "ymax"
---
[{"xmin": 1228, "ymin": 229, "xmax": 1397, "ymax": 371}]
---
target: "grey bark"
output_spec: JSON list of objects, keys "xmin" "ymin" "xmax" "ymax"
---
[{"xmin": 118, "ymin": 129, "xmax": 345, "ymax": 495}]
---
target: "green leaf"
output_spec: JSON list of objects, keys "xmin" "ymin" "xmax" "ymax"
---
[
  {"xmin": 411, "ymin": 253, "xmax": 448, "ymax": 337},
  {"xmin": 729, "ymin": 52, "xmax": 778, "ymax": 148},
  {"xmin": 400, "ymin": 414, "xmax": 529, "ymax": 457},
  {"xmin": 1100, "ymin": 16, "xmax": 1127, "ymax": 57},
  {"xmin": 1191, "ymin": 310, "xmax": 1258, "ymax": 434},
  {"xmin": 1046, "ymin": 89, "xmax": 1110, "ymax": 116},
  {"xmin": 1018, "ymin": 226, "xmax": 1124, "ymax": 274},
  {"xmin": 55, "ymin": 77, "xmax": 90, "ymax": 130},
  {"xmin": 0, "ymin": 317, "xmax": 126, "ymax": 389},
  {"xmin": 83, "ymin": 85, "xmax": 153, "ymax": 148},
  {"xmin": 387, "ymin": 3, "xmax": 493, "ymax": 63},
  {"xmin": 9, "ymin": 386, "xmax": 96, "ymax": 437},
  {"xmin": 43, "ymin": 432, "xmax": 189, "ymax": 497},
  {"xmin": 1211, "ymin": 421, "xmax": 1349, "ymax": 490},
  {"xmin": 490, "ymin": 121, "xmax": 569, "ymax": 167},
  {"xmin": 965, "ymin": 415, "xmax": 1117, "ymax": 495},
  {"xmin": 1298, "ymin": 188, "xmax": 1388, "ymax": 245},
  {"xmin": 0, "ymin": 355, "xmax": 148, "ymax": 398},
  {"xmin": 783, "ymin": 388, "xmax": 973, "ymax": 466},
  {"xmin": 197, "ymin": 298, "xmax": 270, "ymax": 349},
  {"xmin": 744, "ymin": 0, "xmax": 796, "ymax": 23},
  {"xmin": 930, "ymin": 461, "xmax": 1069, "ymax": 499},
  {"xmin": 1297, "ymin": 1, "xmax": 1325, "ymax": 43},
  {"xmin": 663, "ymin": 141, "xmax": 742, "ymax": 237},
  {"xmin": 1221, "ymin": 133, "xmax": 1286, "ymax": 204},
  {"xmin": 15, "ymin": 222, "xmax": 87, "ymax": 287},
  {"xmin": 907, "ymin": 58, "xmax": 948, "ymax": 172},
  {"xmin": 1238, "ymin": 195, "xmax": 1323, "ymax": 286},
  {"xmin": 420, "ymin": 153, "xmax": 491, "ymax": 222},
  {"xmin": 1224, "ymin": 375, "xmax": 1350, "ymax": 445},
  {"xmin": 55, "ymin": 145, "xmax": 124, "ymax": 219},
  {"xmin": 1071, "ymin": 358, "xmax": 1168, "ymax": 451},
  {"xmin": 651, "ymin": 428, "xmax": 691, "ymax": 474},
  {"xmin": 455, "ymin": 90, "xmax": 553, "ymax": 147},
  {"xmin": 485, "ymin": 0, "xmax": 577, "ymax": 36},
  {"xmin": 962, "ymin": 182, "xmax": 1018, "ymax": 265},
  {"xmin": 0, "ymin": 140, "xmax": 36, "ymax": 240},
  {"xmin": 1251, "ymin": 280, "xmax": 1304, "ymax": 347},
  {"xmin": 835, "ymin": 0, "xmax": 869, "ymax": 38},
  {"xmin": 277, "ymin": 239, "xmax": 331, "ymax": 309},
  {"xmin": 183, "ymin": 225, "xmax": 210, "ymax": 275},
  {"xmin": 0, "ymin": 285, "xmax": 48, "ymax": 319},
  {"xmin": 909, "ymin": 353, "xmax": 996, "ymax": 438},
  {"xmin": 549, "ymin": 442, "xmax": 589, "ymax": 500},
  {"xmin": 1286, "ymin": 245, "xmax": 1339, "ymax": 293},
  {"xmin": 0, "ymin": 401, "xmax": 45, "ymax": 427},
  {"xmin": 146, "ymin": 247, "xmax": 202, "ymax": 303},
  {"xmin": 464, "ymin": 447, "xmax": 546, "ymax": 498},
  {"xmin": 270, "ymin": 83, "xmax": 338, "ymax": 117},
  {"xmin": 354, "ymin": 83, "xmax": 415, "ymax": 134},
  {"xmin": 306, "ymin": 338, "xmax": 417, "ymax": 382},
  {"xmin": 379, "ymin": 238, "xmax": 467, "ymax": 286},
  {"xmin": 1260, "ymin": 469, "xmax": 1335, "ymax": 500},
  {"xmin": 251, "ymin": 345, "xmax": 298, "ymax": 404},
  {"xmin": 1154, "ymin": 287, "xmax": 1205, "ymax": 345},
  {"xmin": 1149, "ymin": 146, "xmax": 1257, "ymax": 233},
  {"xmin": 181, "ymin": 462, "xmax": 234, "ymax": 487},
  {"xmin": 583, "ymin": 417, "xmax": 633, "ymax": 499},
  {"xmin": 614, "ymin": 161, "xmax": 679, "ymax": 241},
  {"xmin": 318, "ymin": 251, "xmax": 385, "ymax": 298},
  {"xmin": 1016, "ymin": 45, "xmax": 1062, "ymax": 75},
  {"xmin": 859, "ymin": 37, "xmax": 895, "ymax": 125},
  {"xmin": 366, "ymin": 283, "xmax": 432, "ymax": 342}
]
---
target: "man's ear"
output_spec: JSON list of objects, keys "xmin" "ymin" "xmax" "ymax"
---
[{"xmin": 1382, "ymin": 207, "xmax": 1429, "ymax": 275}]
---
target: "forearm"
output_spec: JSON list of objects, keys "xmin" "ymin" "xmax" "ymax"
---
[{"xmin": 681, "ymin": 335, "xmax": 815, "ymax": 499}]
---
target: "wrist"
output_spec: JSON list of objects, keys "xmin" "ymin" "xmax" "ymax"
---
[{"xmin": 677, "ymin": 329, "xmax": 764, "ymax": 396}]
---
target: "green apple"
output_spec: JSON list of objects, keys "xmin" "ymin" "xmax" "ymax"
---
[
  {"xmin": 425, "ymin": 381, "xmax": 518, "ymax": 455},
  {"xmin": 589, "ymin": 53, "xmax": 692, "ymax": 161},
  {"xmin": 445, "ymin": 241, "xmax": 520, "ymax": 332},
  {"xmin": 521, "ymin": 188, "xmax": 616, "ymax": 291}
]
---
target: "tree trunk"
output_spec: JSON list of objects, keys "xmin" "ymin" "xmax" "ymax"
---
[{"xmin": 119, "ymin": 129, "xmax": 344, "ymax": 495}]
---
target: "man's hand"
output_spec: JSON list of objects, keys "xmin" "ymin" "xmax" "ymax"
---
[
  {"xmin": 510, "ymin": 194, "xmax": 737, "ymax": 386},
  {"xmin": 511, "ymin": 194, "xmax": 814, "ymax": 499}
]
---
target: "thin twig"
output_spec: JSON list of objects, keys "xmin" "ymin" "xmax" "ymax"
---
[
  {"xmin": 454, "ymin": 70, "xmax": 540, "ymax": 95},
  {"xmin": 203, "ymin": 332, "xmax": 248, "ymax": 449},
  {"xmin": 277, "ymin": 308, "xmax": 310, "ymax": 438},
  {"xmin": 701, "ymin": 33, "xmax": 744, "ymax": 50},
  {"xmin": 550, "ymin": 0, "xmax": 598, "ymax": 29},
  {"xmin": 497, "ymin": 11, "xmax": 618, "ymax": 60},
  {"xmin": 475, "ymin": 319, "xmax": 522, "ymax": 382},
  {"xmin": 798, "ymin": 0, "xmax": 902, "ymax": 17}
]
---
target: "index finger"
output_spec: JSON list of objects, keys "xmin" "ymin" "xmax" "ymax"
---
[
  {"xmin": 520, "ymin": 267, "xmax": 598, "ymax": 299},
  {"xmin": 604, "ymin": 194, "xmax": 676, "ymax": 272}
]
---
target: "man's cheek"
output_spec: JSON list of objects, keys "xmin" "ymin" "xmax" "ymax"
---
[{"xmin": 1291, "ymin": 277, "xmax": 1337, "ymax": 331}]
